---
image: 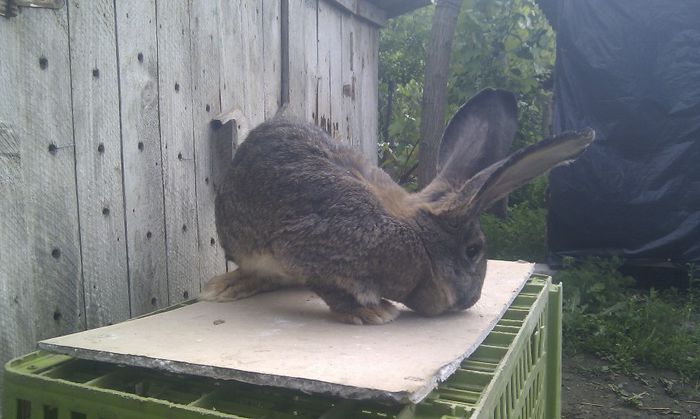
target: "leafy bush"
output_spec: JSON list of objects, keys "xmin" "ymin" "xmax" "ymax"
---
[
  {"xmin": 481, "ymin": 174, "xmax": 548, "ymax": 262},
  {"xmin": 378, "ymin": 80, "xmax": 423, "ymax": 190},
  {"xmin": 558, "ymin": 257, "xmax": 636, "ymax": 313},
  {"xmin": 481, "ymin": 204, "xmax": 547, "ymax": 262},
  {"xmin": 378, "ymin": 0, "xmax": 555, "ymax": 186}
]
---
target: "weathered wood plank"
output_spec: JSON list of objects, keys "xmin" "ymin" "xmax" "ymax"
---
[
  {"xmin": 263, "ymin": 0, "xmax": 282, "ymax": 118},
  {"xmin": 316, "ymin": 1, "xmax": 333, "ymax": 136},
  {"xmin": 0, "ymin": 12, "xmax": 36, "ymax": 374},
  {"xmin": 340, "ymin": 13, "xmax": 358, "ymax": 147},
  {"xmin": 115, "ymin": 0, "xmax": 169, "ymax": 315},
  {"xmin": 286, "ymin": 0, "xmax": 318, "ymax": 121},
  {"xmin": 241, "ymin": 0, "xmax": 265, "ymax": 127},
  {"xmin": 328, "ymin": 10, "xmax": 344, "ymax": 142},
  {"xmin": 357, "ymin": 21, "xmax": 379, "ymax": 161},
  {"xmin": 155, "ymin": 0, "xmax": 199, "ymax": 305},
  {"xmin": 355, "ymin": 0, "xmax": 387, "ymax": 26},
  {"xmin": 3, "ymin": 7, "xmax": 86, "ymax": 343},
  {"xmin": 324, "ymin": 0, "xmax": 387, "ymax": 26},
  {"xmin": 218, "ymin": 0, "xmax": 246, "ymax": 128},
  {"xmin": 327, "ymin": 3, "xmax": 344, "ymax": 140},
  {"xmin": 0, "ymin": 10, "xmax": 87, "ymax": 407},
  {"xmin": 327, "ymin": 0, "xmax": 355, "ymax": 13},
  {"xmin": 351, "ymin": 18, "xmax": 365, "ymax": 150},
  {"xmin": 0, "ymin": 123, "xmax": 35, "ymax": 407},
  {"xmin": 189, "ymin": 0, "xmax": 227, "ymax": 288},
  {"xmin": 69, "ymin": 0, "xmax": 130, "ymax": 328},
  {"xmin": 373, "ymin": 0, "xmax": 430, "ymax": 18}
]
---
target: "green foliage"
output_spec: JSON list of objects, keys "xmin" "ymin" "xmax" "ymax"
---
[
  {"xmin": 558, "ymin": 258, "xmax": 700, "ymax": 381},
  {"xmin": 378, "ymin": 0, "xmax": 555, "ymax": 185},
  {"xmin": 508, "ymin": 173, "xmax": 548, "ymax": 208},
  {"xmin": 378, "ymin": 8, "xmax": 432, "ymax": 188},
  {"xmin": 378, "ymin": 8, "xmax": 431, "ymax": 87},
  {"xmin": 558, "ymin": 257, "xmax": 636, "ymax": 313},
  {"xmin": 449, "ymin": 0, "xmax": 555, "ymax": 151},
  {"xmin": 481, "ymin": 204, "xmax": 547, "ymax": 261},
  {"xmin": 378, "ymin": 80, "xmax": 423, "ymax": 190},
  {"xmin": 481, "ymin": 174, "xmax": 549, "ymax": 262}
]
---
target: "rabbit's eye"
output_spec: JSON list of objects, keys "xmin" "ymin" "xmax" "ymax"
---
[{"xmin": 466, "ymin": 245, "xmax": 481, "ymax": 259}]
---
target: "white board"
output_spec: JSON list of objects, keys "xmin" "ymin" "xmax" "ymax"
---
[{"xmin": 40, "ymin": 260, "xmax": 534, "ymax": 403}]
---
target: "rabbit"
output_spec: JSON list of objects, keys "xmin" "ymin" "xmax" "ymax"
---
[{"xmin": 199, "ymin": 88, "xmax": 594, "ymax": 325}]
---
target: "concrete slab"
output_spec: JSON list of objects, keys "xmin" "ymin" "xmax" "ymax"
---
[{"xmin": 39, "ymin": 260, "xmax": 534, "ymax": 403}]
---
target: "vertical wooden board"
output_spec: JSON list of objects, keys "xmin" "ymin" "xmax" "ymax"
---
[
  {"xmin": 115, "ymin": 0, "xmax": 169, "ymax": 315},
  {"xmin": 316, "ymin": 1, "xmax": 331, "ymax": 133},
  {"xmin": 327, "ymin": 6, "xmax": 343, "ymax": 141},
  {"xmin": 0, "ymin": 16, "xmax": 36, "ymax": 391},
  {"xmin": 367, "ymin": 26, "xmax": 380, "ymax": 161},
  {"xmin": 189, "ymin": 0, "xmax": 227, "ymax": 288},
  {"xmin": 69, "ymin": 0, "xmax": 130, "ymax": 328},
  {"xmin": 218, "ymin": 0, "xmax": 246, "ymax": 124},
  {"xmin": 351, "ymin": 19, "xmax": 365, "ymax": 152},
  {"xmin": 0, "ymin": 8, "xmax": 86, "ymax": 343},
  {"xmin": 263, "ymin": 0, "xmax": 282, "ymax": 119},
  {"xmin": 241, "ymin": 0, "xmax": 265, "ymax": 127},
  {"xmin": 357, "ymin": 22, "xmax": 379, "ymax": 161},
  {"xmin": 340, "ymin": 13, "xmax": 357, "ymax": 147},
  {"xmin": 349, "ymin": 15, "xmax": 368, "ymax": 152},
  {"xmin": 156, "ymin": 0, "xmax": 199, "ymax": 304},
  {"xmin": 0, "ymin": 126, "xmax": 35, "ymax": 406},
  {"xmin": 286, "ymin": 0, "xmax": 318, "ymax": 121}
]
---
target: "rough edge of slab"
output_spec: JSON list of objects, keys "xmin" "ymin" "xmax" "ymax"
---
[
  {"xmin": 408, "ymin": 262, "xmax": 534, "ymax": 403},
  {"xmin": 38, "ymin": 341, "xmax": 411, "ymax": 402},
  {"xmin": 38, "ymin": 262, "xmax": 534, "ymax": 405}
]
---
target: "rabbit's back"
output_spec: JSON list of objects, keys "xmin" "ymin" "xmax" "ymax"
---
[{"xmin": 214, "ymin": 120, "xmax": 426, "ymax": 294}]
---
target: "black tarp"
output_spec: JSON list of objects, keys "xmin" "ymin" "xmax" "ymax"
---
[{"xmin": 546, "ymin": 0, "xmax": 700, "ymax": 267}]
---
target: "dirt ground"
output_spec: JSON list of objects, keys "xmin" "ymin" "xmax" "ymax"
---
[{"xmin": 562, "ymin": 353, "xmax": 700, "ymax": 418}]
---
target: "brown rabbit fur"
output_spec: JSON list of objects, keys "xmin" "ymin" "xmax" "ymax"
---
[{"xmin": 200, "ymin": 88, "xmax": 594, "ymax": 325}]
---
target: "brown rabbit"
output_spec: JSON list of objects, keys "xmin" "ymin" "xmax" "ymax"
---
[{"xmin": 200, "ymin": 88, "xmax": 594, "ymax": 325}]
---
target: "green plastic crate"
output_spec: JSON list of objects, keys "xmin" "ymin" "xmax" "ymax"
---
[{"xmin": 3, "ymin": 275, "xmax": 562, "ymax": 419}]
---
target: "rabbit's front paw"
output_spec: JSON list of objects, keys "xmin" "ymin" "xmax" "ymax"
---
[
  {"xmin": 199, "ymin": 270, "xmax": 253, "ymax": 302},
  {"xmin": 334, "ymin": 299, "xmax": 400, "ymax": 325}
]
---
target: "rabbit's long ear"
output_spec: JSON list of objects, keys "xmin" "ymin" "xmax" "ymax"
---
[
  {"xmin": 434, "ymin": 88, "xmax": 518, "ymax": 189},
  {"xmin": 433, "ymin": 129, "xmax": 596, "ymax": 219}
]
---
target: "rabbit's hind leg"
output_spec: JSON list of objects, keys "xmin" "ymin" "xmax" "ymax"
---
[
  {"xmin": 199, "ymin": 270, "xmax": 295, "ymax": 302},
  {"xmin": 311, "ymin": 284, "xmax": 399, "ymax": 325},
  {"xmin": 335, "ymin": 300, "xmax": 399, "ymax": 325}
]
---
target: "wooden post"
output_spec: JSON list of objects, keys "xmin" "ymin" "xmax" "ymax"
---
[{"xmin": 417, "ymin": 0, "xmax": 463, "ymax": 188}]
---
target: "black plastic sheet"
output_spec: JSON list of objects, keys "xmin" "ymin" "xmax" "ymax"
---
[{"xmin": 547, "ymin": 0, "xmax": 700, "ymax": 267}]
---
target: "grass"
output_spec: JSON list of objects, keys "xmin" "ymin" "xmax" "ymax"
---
[
  {"xmin": 558, "ymin": 257, "xmax": 700, "ymax": 381},
  {"xmin": 481, "ymin": 204, "xmax": 547, "ymax": 262},
  {"xmin": 482, "ymin": 203, "xmax": 700, "ymax": 384}
]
